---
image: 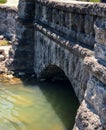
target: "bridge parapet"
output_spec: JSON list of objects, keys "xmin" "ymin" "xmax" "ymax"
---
[
  {"xmin": 35, "ymin": 1, "xmax": 106, "ymax": 50},
  {"xmin": 34, "ymin": 0, "xmax": 106, "ymax": 82}
]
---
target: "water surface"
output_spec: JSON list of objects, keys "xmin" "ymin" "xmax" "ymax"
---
[{"xmin": 0, "ymin": 80, "xmax": 79, "ymax": 130}]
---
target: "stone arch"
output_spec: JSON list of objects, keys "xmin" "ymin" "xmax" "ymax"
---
[
  {"xmin": 34, "ymin": 32, "xmax": 89, "ymax": 102},
  {"xmin": 38, "ymin": 64, "xmax": 80, "ymax": 130},
  {"xmin": 38, "ymin": 64, "xmax": 70, "ymax": 82}
]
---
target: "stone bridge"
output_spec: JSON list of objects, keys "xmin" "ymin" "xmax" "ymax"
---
[{"xmin": 1, "ymin": 0, "xmax": 106, "ymax": 129}]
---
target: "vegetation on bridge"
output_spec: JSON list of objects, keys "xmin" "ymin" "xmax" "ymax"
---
[{"xmin": 0, "ymin": 0, "xmax": 7, "ymax": 3}]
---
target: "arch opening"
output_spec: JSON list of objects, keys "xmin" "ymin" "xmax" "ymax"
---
[
  {"xmin": 38, "ymin": 65, "xmax": 80, "ymax": 130},
  {"xmin": 39, "ymin": 65, "xmax": 70, "ymax": 82}
]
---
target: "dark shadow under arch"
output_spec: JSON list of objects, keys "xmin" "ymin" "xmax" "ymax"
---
[
  {"xmin": 37, "ymin": 65, "xmax": 80, "ymax": 130},
  {"xmin": 39, "ymin": 65, "xmax": 70, "ymax": 82}
]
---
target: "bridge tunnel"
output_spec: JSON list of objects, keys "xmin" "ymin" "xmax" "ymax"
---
[{"xmin": 39, "ymin": 65, "xmax": 69, "ymax": 81}]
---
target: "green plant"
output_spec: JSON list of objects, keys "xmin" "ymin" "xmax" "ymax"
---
[
  {"xmin": 93, "ymin": 0, "xmax": 99, "ymax": 1},
  {"xmin": 0, "ymin": 39, "xmax": 10, "ymax": 46},
  {"xmin": 78, "ymin": 0, "xmax": 99, "ymax": 1},
  {"xmin": 0, "ymin": 0, "xmax": 7, "ymax": 4}
]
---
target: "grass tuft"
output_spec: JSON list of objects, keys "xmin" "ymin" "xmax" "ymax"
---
[
  {"xmin": 90, "ymin": 0, "xmax": 99, "ymax": 2},
  {"xmin": 0, "ymin": 39, "xmax": 10, "ymax": 46}
]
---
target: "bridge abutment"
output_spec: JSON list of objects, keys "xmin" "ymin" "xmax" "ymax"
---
[{"xmin": 7, "ymin": 0, "xmax": 35, "ymax": 73}]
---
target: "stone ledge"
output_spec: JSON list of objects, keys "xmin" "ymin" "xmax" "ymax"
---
[
  {"xmin": 34, "ymin": 21, "xmax": 94, "ymax": 58},
  {"xmin": 37, "ymin": 0, "xmax": 106, "ymax": 17},
  {"xmin": 84, "ymin": 56, "xmax": 106, "ymax": 85}
]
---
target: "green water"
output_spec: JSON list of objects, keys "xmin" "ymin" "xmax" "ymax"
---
[{"xmin": 0, "ymin": 80, "xmax": 79, "ymax": 130}]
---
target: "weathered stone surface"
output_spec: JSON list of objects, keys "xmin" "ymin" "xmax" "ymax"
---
[
  {"xmin": 84, "ymin": 56, "xmax": 106, "ymax": 85},
  {"xmin": 94, "ymin": 23, "xmax": 106, "ymax": 63},
  {"xmin": 0, "ymin": 46, "xmax": 11, "ymax": 74},
  {"xmin": 74, "ymin": 100, "xmax": 102, "ymax": 130},
  {"xmin": 33, "ymin": 1, "xmax": 106, "ymax": 129},
  {"xmin": 7, "ymin": 0, "xmax": 35, "ymax": 73},
  {"xmin": 35, "ymin": 2, "xmax": 96, "ymax": 48},
  {"xmin": 95, "ymin": 43, "xmax": 106, "ymax": 64},
  {"xmin": 84, "ymin": 15, "xmax": 95, "ymax": 35},
  {"xmin": 34, "ymin": 31, "xmax": 90, "ymax": 102},
  {"xmin": 94, "ymin": 25, "xmax": 106, "ymax": 45},
  {"xmin": 34, "ymin": 22, "xmax": 93, "ymax": 58},
  {"xmin": 0, "ymin": 6, "xmax": 17, "ymax": 41},
  {"xmin": 85, "ymin": 75, "xmax": 106, "ymax": 129}
]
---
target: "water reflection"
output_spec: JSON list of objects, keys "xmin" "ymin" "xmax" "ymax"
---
[{"xmin": 0, "ymin": 80, "xmax": 79, "ymax": 130}]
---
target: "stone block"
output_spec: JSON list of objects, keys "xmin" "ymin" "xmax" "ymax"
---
[
  {"xmin": 0, "ymin": 6, "xmax": 17, "ymax": 40},
  {"xmin": 84, "ymin": 15, "xmax": 95, "ymax": 35},
  {"xmin": 94, "ymin": 24, "xmax": 106, "ymax": 45},
  {"xmin": 74, "ymin": 100, "xmax": 102, "ymax": 130},
  {"xmin": 18, "ymin": 0, "xmax": 35, "ymax": 19},
  {"xmin": 0, "ymin": 55, "xmax": 5, "ymax": 61},
  {"xmin": 94, "ymin": 23, "xmax": 106, "ymax": 64},
  {"xmin": 64, "ymin": 12, "xmax": 72, "ymax": 29},
  {"xmin": 71, "ymin": 13, "xmax": 84, "ymax": 32},
  {"xmin": 95, "ymin": 43, "xmax": 106, "ymax": 63},
  {"xmin": 85, "ymin": 76, "xmax": 106, "ymax": 125},
  {"xmin": 46, "ymin": 7, "xmax": 52, "ymax": 23}
]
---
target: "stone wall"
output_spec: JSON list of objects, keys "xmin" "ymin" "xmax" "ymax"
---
[
  {"xmin": 0, "ymin": 5, "xmax": 17, "ymax": 41},
  {"xmin": 7, "ymin": 0, "xmax": 35, "ymax": 73}
]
